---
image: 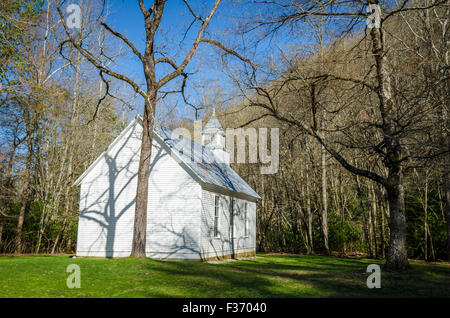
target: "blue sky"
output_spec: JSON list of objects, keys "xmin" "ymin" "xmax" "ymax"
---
[
  {"xmin": 98, "ymin": 0, "xmax": 249, "ymax": 121},
  {"xmin": 75, "ymin": 0, "xmax": 358, "ymax": 123}
]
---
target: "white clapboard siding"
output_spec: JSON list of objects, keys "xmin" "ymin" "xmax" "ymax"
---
[
  {"xmin": 146, "ymin": 136, "xmax": 202, "ymax": 259},
  {"xmin": 76, "ymin": 121, "xmax": 142, "ymax": 257},
  {"xmin": 77, "ymin": 121, "xmax": 202, "ymax": 259},
  {"xmin": 200, "ymin": 188, "xmax": 256, "ymax": 259},
  {"xmin": 76, "ymin": 117, "xmax": 258, "ymax": 260}
]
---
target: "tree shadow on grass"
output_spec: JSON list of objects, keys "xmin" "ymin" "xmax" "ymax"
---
[
  {"xmin": 140, "ymin": 255, "xmax": 450, "ymax": 298},
  {"xmin": 143, "ymin": 260, "xmax": 299, "ymax": 297},
  {"xmin": 139, "ymin": 258, "xmax": 368, "ymax": 297}
]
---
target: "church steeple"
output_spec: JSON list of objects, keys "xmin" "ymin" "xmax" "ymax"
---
[{"xmin": 202, "ymin": 109, "xmax": 229, "ymax": 164}]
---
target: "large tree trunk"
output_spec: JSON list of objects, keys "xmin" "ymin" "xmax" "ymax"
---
[
  {"xmin": 385, "ymin": 169, "xmax": 408, "ymax": 269},
  {"xmin": 131, "ymin": 91, "xmax": 157, "ymax": 258},
  {"xmin": 370, "ymin": 2, "xmax": 409, "ymax": 269}
]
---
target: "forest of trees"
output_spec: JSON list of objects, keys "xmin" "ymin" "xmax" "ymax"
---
[
  {"xmin": 0, "ymin": 0, "xmax": 128, "ymax": 254},
  {"xmin": 0, "ymin": 0, "xmax": 448, "ymax": 270}
]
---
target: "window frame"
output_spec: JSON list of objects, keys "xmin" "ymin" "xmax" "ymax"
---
[
  {"xmin": 230, "ymin": 198, "xmax": 236, "ymax": 239},
  {"xmin": 244, "ymin": 202, "xmax": 249, "ymax": 238},
  {"xmin": 213, "ymin": 195, "xmax": 220, "ymax": 238}
]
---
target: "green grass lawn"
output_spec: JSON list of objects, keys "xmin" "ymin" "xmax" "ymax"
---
[{"xmin": 0, "ymin": 254, "xmax": 449, "ymax": 297}]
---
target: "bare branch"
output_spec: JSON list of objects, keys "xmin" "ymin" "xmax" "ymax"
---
[
  {"xmin": 56, "ymin": 4, "xmax": 147, "ymax": 99},
  {"xmin": 155, "ymin": 57, "xmax": 179, "ymax": 69},
  {"xmin": 183, "ymin": 0, "xmax": 204, "ymax": 22},
  {"xmin": 199, "ymin": 38, "xmax": 257, "ymax": 69},
  {"xmin": 100, "ymin": 22, "xmax": 144, "ymax": 61},
  {"xmin": 157, "ymin": 0, "xmax": 222, "ymax": 88},
  {"xmin": 86, "ymin": 70, "xmax": 109, "ymax": 125}
]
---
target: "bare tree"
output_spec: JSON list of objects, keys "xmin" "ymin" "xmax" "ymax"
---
[
  {"xmin": 230, "ymin": 0, "xmax": 448, "ymax": 269},
  {"xmin": 56, "ymin": 0, "xmax": 252, "ymax": 257}
]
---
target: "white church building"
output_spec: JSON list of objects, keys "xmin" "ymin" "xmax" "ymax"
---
[{"xmin": 73, "ymin": 112, "xmax": 260, "ymax": 260}]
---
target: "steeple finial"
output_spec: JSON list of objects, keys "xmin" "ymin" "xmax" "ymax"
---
[{"xmin": 201, "ymin": 107, "xmax": 229, "ymax": 164}]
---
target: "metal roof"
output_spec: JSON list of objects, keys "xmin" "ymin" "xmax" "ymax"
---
[
  {"xmin": 74, "ymin": 116, "xmax": 260, "ymax": 200},
  {"xmin": 155, "ymin": 123, "xmax": 261, "ymax": 200}
]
